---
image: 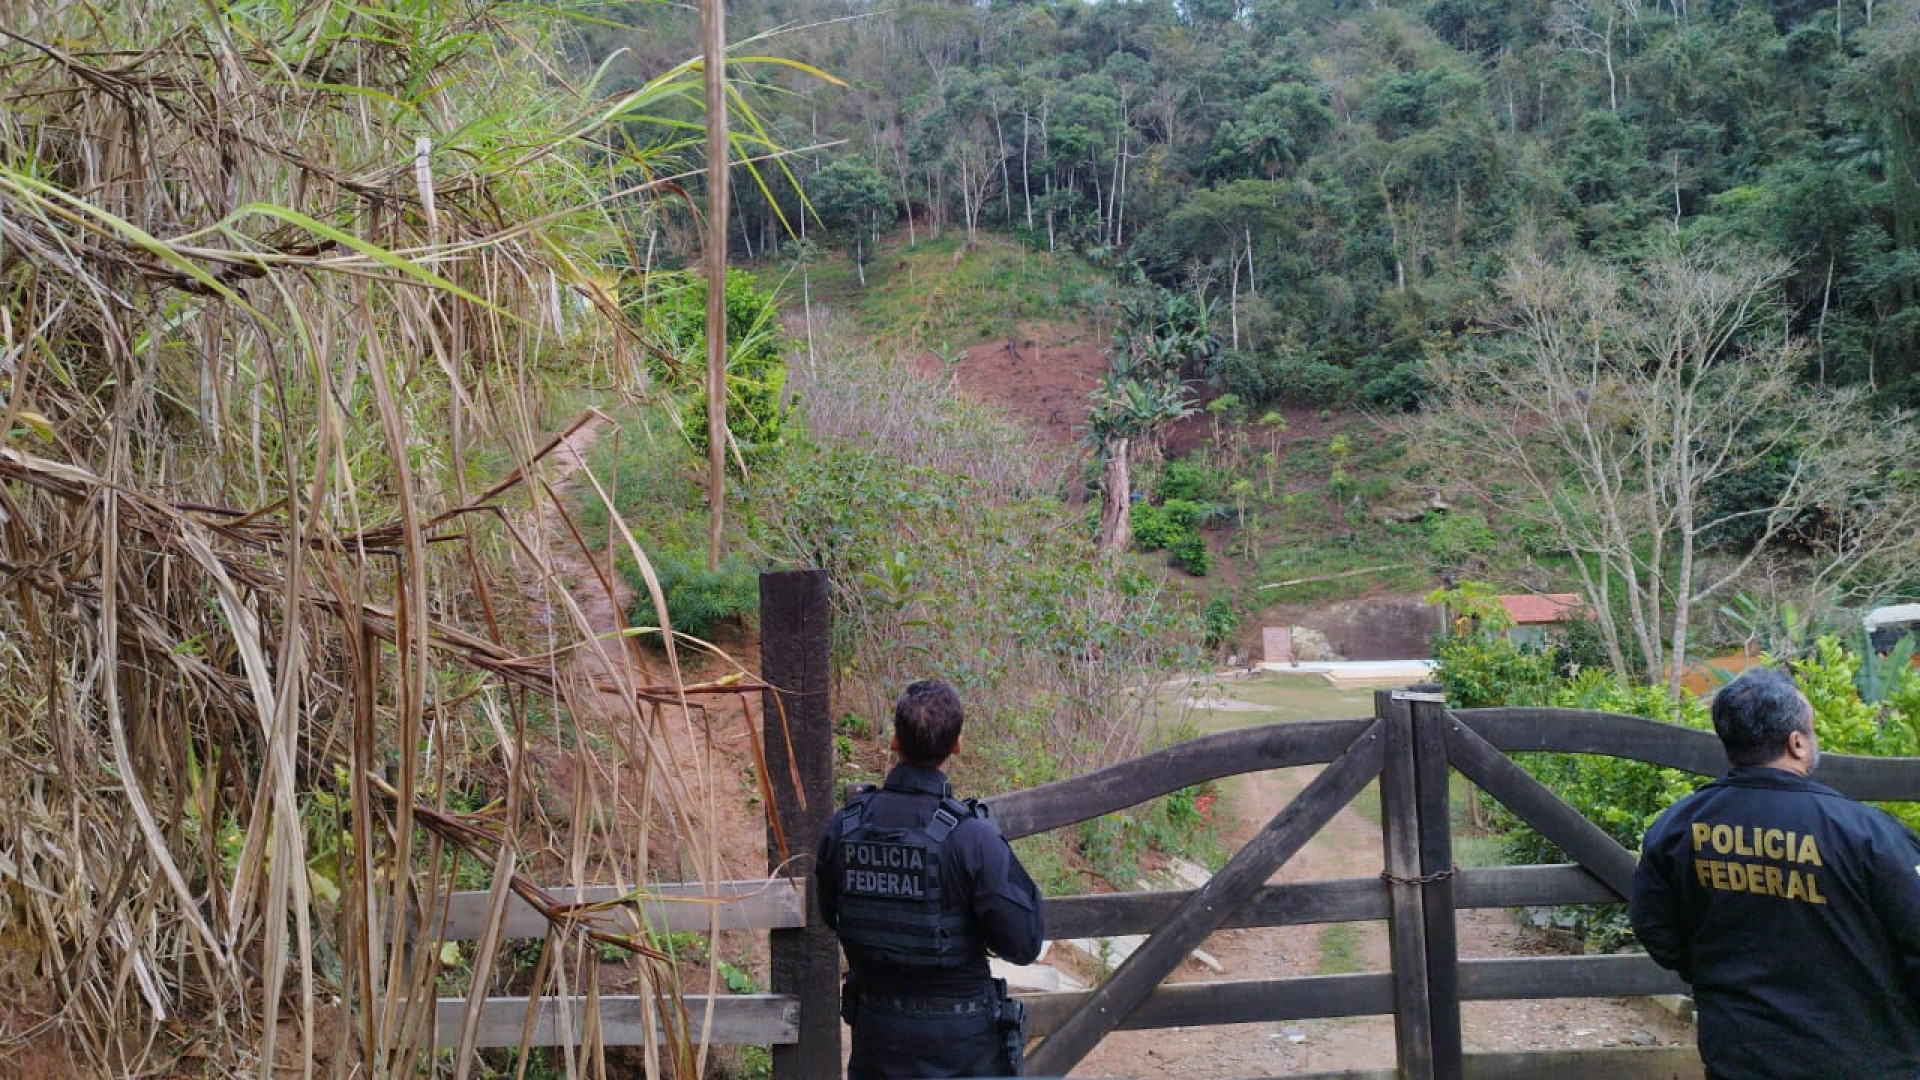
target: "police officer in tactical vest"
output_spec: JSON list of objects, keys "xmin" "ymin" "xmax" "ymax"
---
[
  {"xmin": 816, "ymin": 679, "xmax": 1044, "ymax": 1078},
  {"xmin": 1631, "ymin": 666, "xmax": 1920, "ymax": 1080}
]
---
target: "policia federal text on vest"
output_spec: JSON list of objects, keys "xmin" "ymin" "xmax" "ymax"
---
[{"xmin": 833, "ymin": 788, "xmax": 985, "ymax": 968}]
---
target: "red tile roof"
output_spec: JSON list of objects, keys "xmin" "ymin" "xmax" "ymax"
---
[{"xmin": 1500, "ymin": 593, "xmax": 1585, "ymax": 625}]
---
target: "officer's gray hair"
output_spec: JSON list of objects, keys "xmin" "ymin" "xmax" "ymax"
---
[{"xmin": 1711, "ymin": 666, "xmax": 1812, "ymax": 767}]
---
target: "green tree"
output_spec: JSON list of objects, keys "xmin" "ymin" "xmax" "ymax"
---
[{"xmin": 811, "ymin": 157, "xmax": 895, "ymax": 284}]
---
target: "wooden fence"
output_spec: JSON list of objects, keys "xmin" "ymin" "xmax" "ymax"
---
[{"xmin": 428, "ymin": 570, "xmax": 1920, "ymax": 1079}]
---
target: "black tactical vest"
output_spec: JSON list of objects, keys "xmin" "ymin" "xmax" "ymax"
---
[{"xmin": 833, "ymin": 789, "xmax": 986, "ymax": 969}]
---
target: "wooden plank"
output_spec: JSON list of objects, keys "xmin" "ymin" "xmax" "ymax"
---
[
  {"xmin": 434, "ymin": 993, "xmax": 799, "ymax": 1048},
  {"xmin": 1460, "ymin": 706, "xmax": 1920, "ymax": 801},
  {"xmin": 1020, "ymin": 973, "xmax": 1395, "ymax": 1037},
  {"xmin": 1284, "ymin": 1047, "xmax": 1704, "ymax": 1080},
  {"xmin": 1024, "ymin": 719, "xmax": 1387, "ymax": 1077},
  {"xmin": 1454, "ymin": 708, "xmax": 1728, "ymax": 775},
  {"xmin": 1458, "ymin": 954, "xmax": 1688, "ymax": 1000},
  {"xmin": 988, "ymin": 718, "xmax": 1376, "ymax": 840},
  {"xmin": 438, "ymin": 880, "xmax": 807, "ymax": 941},
  {"xmin": 1807, "ymin": 754, "xmax": 1920, "ymax": 802},
  {"xmin": 1042, "ymin": 877, "xmax": 1389, "ymax": 939},
  {"xmin": 1411, "ymin": 693, "xmax": 1463, "ymax": 1080},
  {"xmin": 1443, "ymin": 717, "xmax": 1638, "ymax": 898},
  {"xmin": 1456, "ymin": 1047, "xmax": 1702, "ymax": 1080},
  {"xmin": 1454, "ymin": 864, "xmax": 1619, "ymax": 909},
  {"xmin": 1379, "ymin": 690, "xmax": 1435, "ymax": 1079},
  {"xmin": 759, "ymin": 569, "xmax": 842, "ymax": 1080}
]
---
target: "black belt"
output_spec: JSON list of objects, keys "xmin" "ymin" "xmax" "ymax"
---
[{"xmin": 860, "ymin": 991, "xmax": 997, "ymax": 1016}]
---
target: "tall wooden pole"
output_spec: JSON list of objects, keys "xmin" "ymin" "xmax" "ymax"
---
[{"xmin": 703, "ymin": 0, "xmax": 729, "ymax": 571}]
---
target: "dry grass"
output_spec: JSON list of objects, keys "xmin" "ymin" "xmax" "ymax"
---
[{"xmin": 0, "ymin": 2, "xmax": 782, "ymax": 1076}]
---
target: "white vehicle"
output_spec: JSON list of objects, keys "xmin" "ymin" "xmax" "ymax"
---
[{"xmin": 1865, "ymin": 603, "xmax": 1920, "ymax": 653}]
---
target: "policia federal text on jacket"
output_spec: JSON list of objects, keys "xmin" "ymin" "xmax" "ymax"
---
[
  {"xmin": 816, "ymin": 680, "xmax": 1044, "ymax": 1079},
  {"xmin": 1631, "ymin": 667, "xmax": 1920, "ymax": 1080}
]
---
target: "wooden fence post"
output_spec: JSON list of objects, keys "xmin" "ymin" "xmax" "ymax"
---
[
  {"xmin": 1379, "ymin": 689, "xmax": 1436, "ymax": 1080},
  {"xmin": 1407, "ymin": 688, "xmax": 1464, "ymax": 1080},
  {"xmin": 760, "ymin": 570, "xmax": 840, "ymax": 1080}
]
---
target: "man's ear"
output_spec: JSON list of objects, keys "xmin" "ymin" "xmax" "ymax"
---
[
  {"xmin": 890, "ymin": 733, "xmax": 901, "ymax": 756},
  {"xmin": 1788, "ymin": 727, "xmax": 1816, "ymax": 764},
  {"xmin": 950, "ymin": 735, "xmax": 962, "ymax": 757}
]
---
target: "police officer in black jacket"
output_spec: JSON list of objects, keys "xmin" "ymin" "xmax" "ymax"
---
[
  {"xmin": 1631, "ymin": 666, "xmax": 1920, "ymax": 1080},
  {"xmin": 816, "ymin": 679, "xmax": 1044, "ymax": 1078}
]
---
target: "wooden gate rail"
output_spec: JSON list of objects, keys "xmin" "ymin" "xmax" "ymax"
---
[
  {"xmin": 1455, "ymin": 706, "xmax": 1920, "ymax": 800},
  {"xmin": 988, "ymin": 716, "xmax": 1378, "ymax": 840},
  {"xmin": 436, "ymin": 881, "xmax": 807, "ymax": 940},
  {"xmin": 427, "ymin": 877, "xmax": 810, "ymax": 1048}
]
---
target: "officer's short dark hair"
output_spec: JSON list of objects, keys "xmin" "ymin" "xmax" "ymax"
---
[
  {"xmin": 894, "ymin": 679, "xmax": 964, "ymax": 767},
  {"xmin": 1711, "ymin": 667, "xmax": 1813, "ymax": 767}
]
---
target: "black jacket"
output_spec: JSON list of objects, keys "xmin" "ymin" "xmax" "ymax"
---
[
  {"xmin": 817, "ymin": 763, "xmax": 1044, "ymax": 998},
  {"xmin": 1631, "ymin": 767, "xmax": 1920, "ymax": 1079}
]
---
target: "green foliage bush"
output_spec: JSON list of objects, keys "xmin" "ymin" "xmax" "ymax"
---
[
  {"xmin": 1794, "ymin": 636, "xmax": 1920, "ymax": 831},
  {"xmin": 1131, "ymin": 501, "xmax": 1179, "ymax": 551},
  {"xmin": 1168, "ymin": 531, "xmax": 1211, "ymax": 576},
  {"xmin": 1160, "ymin": 498, "xmax": 1206, "ymax": 531},
  {"xmin": 1493, "ymin": 674, "xmax": 1715, "ymax": 948},
  {"xmin": 637, "ymin": 268, "xmax": 796, "ymax": 462},
  {"xmin": 1359, "ymin": 360, "xmax": 1427, "ymax": 411},
  {"xmin": 1157, "ymin": 460, "xmax": 1215, "ymax": 502},
  {"xmin": 1431, "ymin": 634, "xmax": 1557, "ymax": 708},
  {"xmin": 1278, "ymin": 358, "xmax": 1360, "ymax": 409},
  {"xmin": 1217, "ymin": 349, "xmax": 1359, "ymax": 409},
  {"xmin": 1128, "ymin": 497, "xmax": 1212, "ymax": 574},
  {"xmin": 1426, "ymin": 510, "xmax": 1498, "ymax": 569},
  {"xmin": 1203, "ymin": 596, "xmax": 1240, "ymax": 651},
  {"xmin": 630, "ymin": 549, "xmax": 760, "ymax": 644}
]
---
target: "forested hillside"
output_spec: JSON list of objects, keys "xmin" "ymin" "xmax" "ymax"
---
[{"xmin": 590, "ymin": 0, "xmax": 1920, "ymax": 409}]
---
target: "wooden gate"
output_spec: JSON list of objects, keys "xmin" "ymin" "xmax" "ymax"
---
[
  {"xmin": 427, "ymin": 571, "xmax": 1920, "ymax": 1079},
  {"xmin": 983, "ymin": 689, "xmax": 1697, "ymax": 1080},
  {"xmin": 984, "ymin": 690, "xmax": 1920, "ymax": 1079}
]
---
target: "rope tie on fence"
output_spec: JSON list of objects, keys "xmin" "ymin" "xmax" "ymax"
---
[{"xmin": 1380, "ymin": 866, "xmax": 1457, "ymax": 886}]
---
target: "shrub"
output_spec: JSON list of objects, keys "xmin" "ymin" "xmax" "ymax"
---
[
  {"xmin": 1359, "ymin": 360, "xmax": 1427, "ymax": 411},
  {"xmin": 1130, "ymin": 497, "xmax": 1211, "ymax": 573},
  {"xmin": 1432, "ymin": 634, "xmax": 1556, "ymax": 708},
  {"xmin": 1277, "ymin": 358, "xmax": 1360, "ymax": 408},
  {"xmin": 1216, "ymin": 347, "xmax": 1281, "ymax": 405},
  {"xmin": 637, "ymin": 268, "xmax": 796, "ymax": 463},
  {"xmin": 1218, "ymin": 348, "xmax": 1360, "ymax": 409},
  {"xmin": 626, "ymin": 549, "xmax": 760, "ymax": 644},
  {"xmin": 1793, "ymin": 635, "xmax": 1920, "ymax": 830},
  {"xmin": 1203, "ymin": 597, "xmax": 1240, "ymax": 651},
  {"xmin": 1158, "ymin": 460, "xmax": 1214, "ymax": 502},
  {"xmin": 1160, "ymin": 498, "xmax": 1206, "ymax": 532},
  {"xmin": 1168, "ymin": 531, "xmax": 1211, "ymax": 576},
  {"xmin": 1427, "ymin": 510, "xmax": 1497, "ymax": 569},
  {"xmin": 1131, "ymin": 501, "xmax": 1178, "ymax": 550}
]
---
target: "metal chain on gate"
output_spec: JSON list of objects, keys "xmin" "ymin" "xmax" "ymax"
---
[{"xmin": 1379, "ymin": 865, "xmax": 1458, "ymax": 885}]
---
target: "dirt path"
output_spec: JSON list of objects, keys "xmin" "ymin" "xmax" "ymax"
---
[
  {"xmin": 524, "ymin": 413, "xmax": 772, "ymax": 930},
  {"xmin": 1068, "ymin": 747, "xmax": 1694, "ymax": 1077}
]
